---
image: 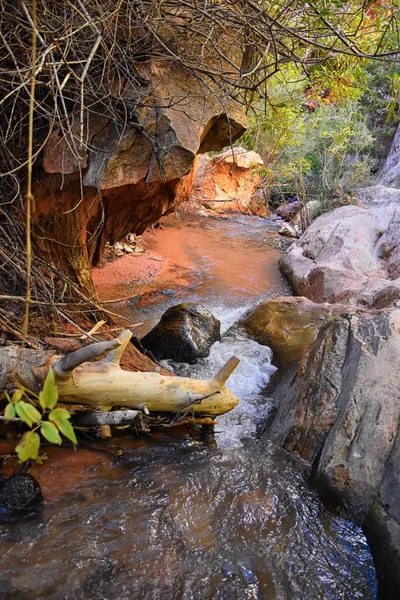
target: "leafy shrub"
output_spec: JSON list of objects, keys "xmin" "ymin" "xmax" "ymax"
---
[
  {"xmin": 242, "ymin": 96, "xmax": 377, "ymax": 212},
  {"xmin": 238, "ymin": 56, "xmax": 395, "ymax": 213},
  {"xmin": 3, "ymin": 369, "xmax": 77, "ymax": 463}
]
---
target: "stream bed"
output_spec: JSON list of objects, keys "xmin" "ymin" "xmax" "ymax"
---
[{"xmin": 0, "ymin": 216, "xmax": 377, "ymax": 599}]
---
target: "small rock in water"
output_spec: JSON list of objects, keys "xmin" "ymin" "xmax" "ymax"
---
[
  {"xmin": 278, "ymin": 222, "xmax": 299, "ymax": 238},
  {"xmin": 0, "ymin": 473, "xmax": 43, "ymax": 512},
  {"xmin": 141, "ymin": 302, "xmax": 221, "ymax": 363}
]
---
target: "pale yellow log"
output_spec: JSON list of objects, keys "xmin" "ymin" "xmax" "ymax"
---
[
  {"xmin": 54, "ymin": 362, "xmax": 239, "ymax": 415},
  {"xmin": 51, "ymin": 329, "xmax": 240, "ymax": 417}
]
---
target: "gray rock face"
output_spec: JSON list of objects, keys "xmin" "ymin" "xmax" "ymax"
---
[
  {"xmin": 280, "ymin": 200, "xmax": 400, "ymax": 307},
  {"xmin": 262, "ymin": 305, "xmax": 400, "ymax": 597},
  {"xmin": 378, "ymin": 124, "xmax": 400, "ymax": 187},
  {"xmin": 141, "ymin": 303, "xmax": 221, "ymax": 364}
]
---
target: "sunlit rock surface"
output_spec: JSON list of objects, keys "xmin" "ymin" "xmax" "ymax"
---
[
  {"xmin": 242, "ymin": 296, "xmax": 340, "ymax": 367},
  {"xmin": 192, "ymin": 148, "xmax": 267, "ymax": 216},
  {"xmin": 281, "ymin": 200, "xmax": 400, "ymax": 308},
  {"xmin": 33, "ymin": 61, "xmax": 247, "ymax": 292}
]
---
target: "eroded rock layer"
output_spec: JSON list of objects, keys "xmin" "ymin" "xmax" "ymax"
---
[
  {"xmin": 192, "ymin": 148, "xmax": 267, "ymax": 216},
  {"xmin": 33, "ymin": 61, "xmax": 247, "ymax": 294}
]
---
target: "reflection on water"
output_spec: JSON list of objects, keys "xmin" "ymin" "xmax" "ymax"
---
[
  {"xmin": 108, "ymin": 216, "xmax": 291, "ymax": 338},
  {"xmin": 0, "ymin": 439, "xmax": 376, "ymax": 599}
]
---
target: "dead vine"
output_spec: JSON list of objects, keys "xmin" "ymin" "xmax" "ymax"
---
[{"xmin": 0, "ymin": 1, "xmax": 398, "ymax": 343}]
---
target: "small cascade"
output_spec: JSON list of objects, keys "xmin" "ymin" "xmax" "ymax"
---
[{"xmin": 161, "ymin": 304, "xmax": 277, "ymax": 446}]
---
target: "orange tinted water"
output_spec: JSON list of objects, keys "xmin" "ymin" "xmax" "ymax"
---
[{"xmin": 94, "ymin": 215, "xmax": 291, "ymax": 335}]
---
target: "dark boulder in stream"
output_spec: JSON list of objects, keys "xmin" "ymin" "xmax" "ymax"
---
[
  {"xmin": 252, "ymin": 298, "xmax": 400, "ymax": 598},
  {"xmin": 0, "ymin": 473, "xmax": 43, "ymax": 513},
  {"xmin": 141, "ymin": 303, "xmax": 221, "ymax": 364}
]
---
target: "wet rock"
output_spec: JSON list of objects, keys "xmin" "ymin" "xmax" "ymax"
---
[
  {"xmin": 262, "ymin": 304, "xmax": 400, "ymax": 596},
  {"xmin": 192, "ymin": 148, "xmax": 268, "ymax": 217},
  {"xmin": 141, "ymin": 303, "xmax": 221, "ymax": 363},
  {"xmin": 241, "ymin": 296, "xmax": 339, "ymax": 367},
  {"xmin": 280, "ymin": 201, "xmax": 400, "ymax": 307},
  {"xmin": 82, "ymin": 558, "xmax": 118, "ymax": 599},
  {"xmin": 0, "ymin": 473, "xmax": 43, "ymax": 512}
]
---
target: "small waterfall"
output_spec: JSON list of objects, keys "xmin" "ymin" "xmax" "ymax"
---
[{"xmin": 161, "ymin": 304, "xmax": 277, "ymax": 446}]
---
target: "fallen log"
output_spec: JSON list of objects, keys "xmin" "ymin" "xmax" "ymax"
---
[
  {"xmin": 52, "ymin": 330, "xmax": 240, "ymax": 416},
  {"xmin": 1, "ymin": 330, "xmax": 240, "ymax": 418}
]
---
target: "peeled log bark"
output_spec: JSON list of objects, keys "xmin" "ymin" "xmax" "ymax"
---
[{"xmin": 51, "ymin": 331, "xmax": 240, "ymax": 416}]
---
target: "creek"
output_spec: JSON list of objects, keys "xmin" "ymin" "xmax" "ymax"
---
[{"xmin": 0, "ymin": 216, "xmax": 377, "ymax": 599}]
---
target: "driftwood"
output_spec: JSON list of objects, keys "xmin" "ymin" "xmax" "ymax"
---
[
  {"xmin": 1, "ymin": 330, "xmax": 240, "ymax": 418},
  {"xmin": 51, "ymin": 330, "xmax": 240, "ymax": 416}
]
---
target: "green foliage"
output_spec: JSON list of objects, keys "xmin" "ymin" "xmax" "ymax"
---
[
  {"xmin": 39, "ymin": 368, "xmax": 59, "ymax": 410},
  {"xmin": 40, "ymin": 422, "xmax": 62, "ymax": 445},
  {"xmin": 3, "ymin": 369, "xmax": 77, "ymax": 463},
  {"xmin": 15, "ymin": 432, "xmax": 41, "ymax": 463},
  {"xmin": 49, "ymin": 408, "xmax": 78, "ymax": 445},
  {"xmin": 240, "ymin": 62, "xmax": 378, "ymax": 210}
]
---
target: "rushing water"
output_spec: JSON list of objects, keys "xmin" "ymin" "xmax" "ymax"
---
[{"xmin": 0, "ymin": 216, "xmax": 377, "ymax": 599}]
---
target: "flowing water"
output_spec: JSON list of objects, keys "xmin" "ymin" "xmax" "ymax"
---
[{"xmin": 0, "ymin": 216, "xmax": 377, "ymax": 599}]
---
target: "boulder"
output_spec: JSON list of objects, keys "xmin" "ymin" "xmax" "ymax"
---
[
  {"xmin": 275, "ymin": 201, "xmax": 302, "ymax": 220},
  {"xmin": 278, "ymin": 222, "xmax": 299, "ymax": 238},
  {"xmin": 192, "ymin": 148, "xmax": 267, "ymax": 216},
  {"xmin": 292, "ymin": 200, "xmax": 322, "ymax": 230},
  {"xmin": 0, "ymin": 474, "xmax": 43, "ymax": 513},
  {"xmin": 140, "ymin": 303, "xmax": 221, "ymax": 364},
  {"xmin": 261, "ymin": 301, "xmax": 400, "ymax": 597},
  {"xmin": 355, "ymin": 185, "xmax": 400, "ymax": 280},
  {"xmin": 242, "ymin": 296, "xmax": 338, "ymax": 367},
  {"xmin": 280, "ymin": 201, "xmax": 400, "ymax": 307}
]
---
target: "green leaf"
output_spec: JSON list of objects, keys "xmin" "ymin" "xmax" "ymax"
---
[
  {"xmin": 4, "ymin": 403, "xmax": 16, "ymax": 420},
  {"xmin": 15, "ymin": 401, "xmax": 34, "ymax": 427},
  {"xmin": 23, "ymin": 402, "xmax": 42, "ymax": 424},
  {"xmin": 57, "ymin": 419, "xmax": 77, "ymax": 445},
  {"xmin": 40, "ymin": 421, "xmax": 62, "ymax": 445},
  {"xmin": 15, "ymin": 431, "xmax": 41, "ymax": 463},
  {"xmin": 12, "ymin": 389, "xmax": 24, "ymax": 403},
  {"xmin": 15, "ymin": 400, "xmax": 41, "ymax": 425},
  {"xmin": 39, "ymin": 368, "xmax": 59, "ymax": 410},
  {"xmin": 49, "ymin": 408, "xmax": 77, "ymax": 445},
  {"xmin": 49, "ymin": 407, "xmax": 72, "ymax": 421}
]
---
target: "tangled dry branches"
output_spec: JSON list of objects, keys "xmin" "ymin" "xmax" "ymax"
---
[
  {"xmin": 0, "ymin": 1, "xmax": 398, "ymax": 341},
  {"xmin": 1, "ymin": 0, "xmax": 399, "ymax": 205}
]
